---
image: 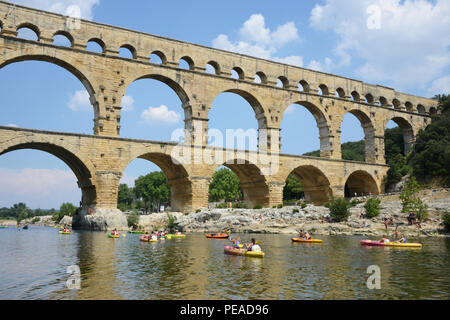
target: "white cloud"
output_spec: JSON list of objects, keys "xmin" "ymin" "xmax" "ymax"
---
[
  {"xmin": 274, "ymin": 56, "xmax": 304, "ymax": 68},
  {"xmin": 427, "ymin": 75, "xmax": 450, "ymax": 96},
  {"xmin": 10, "ymin": 0, "xmax": 100, "ymax": 20},
  {"xmin": 68, "ymin": 90, "xmax": 91, "ymax": 111},
  {"xmin": 141, "ymin": 105, "xmax": 181, "ymax": 125},
  {"xmin": 309, "ymin": 0, "xmax": 450, "ymax": 94},
  {"xmin": 307, "ymin": 57, "xmax": 333, "ymax": 72},
  {"xmin": 121, "ymin": 95, "xmax": 134, "ymax": 112},
  {"xmin": 0, "ymin": 168, "xmax": 79, "ymax": 209},
  {"xmin": 213, "ymin": 14, "xmax": 304, "ymax": 67}
]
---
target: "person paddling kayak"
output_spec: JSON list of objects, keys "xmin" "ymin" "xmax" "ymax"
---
[
  {"xmin": 246, "ymin": 238, "xmax": 261, "ymax": 252},
  {"xmin": 395, "ymin": 234, "xmax": 407, "ymax": 243},
  {"xmin": 230, "ymin": 236, "xmax": 244, "ymax": 248}
]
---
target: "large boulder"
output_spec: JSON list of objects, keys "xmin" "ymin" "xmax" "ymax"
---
[{"xmin": 72, "ymin": 208, "xmax": 128, "ymax": 231}]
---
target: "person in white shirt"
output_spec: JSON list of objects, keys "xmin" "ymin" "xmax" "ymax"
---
[{"xmin": 246, "ymin": 238, "xmax": 261, "ymax": 252}]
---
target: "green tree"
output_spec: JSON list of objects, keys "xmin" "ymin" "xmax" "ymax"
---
[
  {"xmin": 118, "ymin": 183, "xmax": 134, "ymax": 210},
  {"xmin": 209, "ymin": 168, "xmax": 242, "ymax": 202},
  {"xmin": 127, "ymin": 209, "xmax": 139, "ymax": 228},
  {"xmin": 11, "ymin": 203, "xmax": 30, "ymax": 224},
  {"xmin": 134, "ymin": 171, "xmax": 170, "ymax": 212},
  {"xmin": 443, "ymin": 212, "xmax": 450, "ymax": 232},
  {"xmin": 325, "ymin": 197, "xmax": 351, "ymax": 222},
  {"xmin": 364, "ymin": 198, "xmax": 381, "ymax": 218},
  {"xmin": 60, "ymin": 202, "xmax": 77, "ymax": 217},
  {"xmin": 399, "ymin": 177, "xmax": 428, "ymax": 221},
  {"xmin": 410, "ymin": 94, "xmax": 450, "ymax": 186},
  {"xmin": 283, "ymin": 174, "xmax": 303, "ymax": 200}
]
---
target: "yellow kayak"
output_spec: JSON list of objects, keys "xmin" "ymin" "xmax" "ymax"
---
[
  {"xmin": 291, "ymin": 238, "xmax": 323, "ymax": 243},
  {"xmin": 59, "ymin": 231, "xmax": 70, "ymax": 235},
  {"xmin": 224, "ymin": 246, "xmax": 265, "ymax": 258},
  {"xmin": 108, "ymin": 233, "xmax": 120, "ymax": 238},
  {"xmin": 140, "ymin": 235, "xmax": 158, "ymax": 242},
  {"xmin": 166, "ymin": 234, "xmax": 186, "ymax": 239}
]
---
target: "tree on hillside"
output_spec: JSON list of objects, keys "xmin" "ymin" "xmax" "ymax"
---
[
  {"xmin": 134, "ymin": 171, "xmax": 170, "ymax": 212},
  {"xmin": 209, "ymin": 168, "xmax": 242, "ymax": 202},
  {"xmin": 341, "ymin": 140, "xmax": 365, "ymax": 162},
  {"xmin": 410, "ymin": 94, "xmax": 450, "ymax": 186}
]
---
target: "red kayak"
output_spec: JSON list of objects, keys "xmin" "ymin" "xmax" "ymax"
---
[
  {"xmin": 205, "ymin": 233, "xmax": 229, "ymax": 239},
  {"xmin": 361, "ymin": 240, "xmax": 422, "ymax": 248}
]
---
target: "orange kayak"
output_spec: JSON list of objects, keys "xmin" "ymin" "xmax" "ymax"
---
[
  {"xmin": 205, "ymin": 233, "xmax": 229, "ymax": 239},
  {"xmin": 291, "ymin": 238, "xmax": 323, "ymax": 243}
]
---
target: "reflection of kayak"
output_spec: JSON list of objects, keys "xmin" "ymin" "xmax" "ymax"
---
[
  {"xmin": 108, "ymin": 233, "xmax": 120, "ymax": 238},
  {"xmin": 166, "ymin": 234, "xmax": 186, "ymax": 239},
  {"xmin": 0, "ymin": 226, "xmax": 8, "ymax": 229},
  {"xmin": 224, "ymin": 245, "xmax": 265, "ymax": 258},
  {"xmin": 361, "ymin": 240, "xmax": 422, "ymax": 248},
  {"xmin": 206, "ymin": 233, "xmax": 229, "ymax": 239},
  {"xmin": 291, "ymin": 238, "xmax": 323, "ymax": 243},
  {"xmin": 129, "ymin": 231, "xmax": 147, "ymax": 234},
  {"xmin": 59, "ymin": 231, "xmax": 70, "ymax": 235}
]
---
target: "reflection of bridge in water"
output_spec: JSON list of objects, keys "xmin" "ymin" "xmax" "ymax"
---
[{"xmin": 0, "ymin": 2, "xmax": 438, "ymax": 216}]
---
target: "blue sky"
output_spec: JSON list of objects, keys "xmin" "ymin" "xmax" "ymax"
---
[{"xmin": 0, "ymin": 0, "xmax": 449, "ymax": 209}]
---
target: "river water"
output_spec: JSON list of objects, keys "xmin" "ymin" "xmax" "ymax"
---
[{"xmin": 0, "ymin": 226, "xmax": 449, "ymax": 300}]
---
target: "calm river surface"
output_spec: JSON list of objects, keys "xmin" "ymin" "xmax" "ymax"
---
[{"xmin": 0, "ymin": 226, "xmax": 449, "ymax": 300}]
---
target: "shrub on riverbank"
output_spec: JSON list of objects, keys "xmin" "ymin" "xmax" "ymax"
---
[
  {"xmin": 442, "ymin": 212, "xmax": 450, "ymax": 231},
  {"xmin": 364, "ymin": 198, "xmax": 381, "ymax": 218},
  {"xmin": 127, "ymin": 209, "xmax": 139, "ymax": 228},
  {"xmin": 400, "ymin": 177, "xmax": 429, "ymax": 221},
  {"xmin": 325, "ymin": 197, "xmax": 351, "ymax": 222}
]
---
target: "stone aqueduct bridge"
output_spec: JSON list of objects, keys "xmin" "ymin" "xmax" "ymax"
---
[{"xmin": 0, "ymin": 2, "xmax": 438, "ymax": 213}]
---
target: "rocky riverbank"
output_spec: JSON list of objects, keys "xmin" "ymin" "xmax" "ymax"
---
[{"xmin": 136, "ymin": 191, "xmax": 450, "ymax": 238}]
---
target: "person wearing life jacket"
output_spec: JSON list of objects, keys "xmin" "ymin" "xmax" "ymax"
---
[
  {"xmin": 112, "ymin": 228, "xmax": 119, "ymax": 236},
  {"xmin": 151, "ymin": 233, "xmax": 158, "ymax": 241},
  {"xmin": 246, "ymin": 238, "xmax": 261, "ymax": 252},
  {"xmin": 380, "ymin": 235, "xmax": 390, "ymax": 243},
  {"xmin": 231, "ymin": 236, "xmax": 243, "ymax": 249},
  {"xmin": 395, "ymin": 234, "xmax": 407, "ymax": 243}
]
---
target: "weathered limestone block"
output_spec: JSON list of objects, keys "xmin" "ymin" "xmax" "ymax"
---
[{"xmin": 72, "ymin": 207, "xmax": 128, "ymax": 231}]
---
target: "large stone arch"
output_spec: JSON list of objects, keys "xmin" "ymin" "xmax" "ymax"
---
[
  {"xmin": 340, "ymin": 109, "xmax": 376, "ymax": 162},
  {"xmin": 207, "ymin": 88, "xmax": 268, "ymax": 130},
  {"xmin": 283, "ymin": 165, "xmax": 332, "ymax": 205},
  {"xmin": 209, "ymin": 159, "xmax": 270, "ymax": 207},
  {"xmin": 127, "ymin": 73, "xmax": 191, "ymax": 109},
  {"xmin": 0, "ymin": 140, "xmax": 96, "ymax": 208},
  {"xmin": 384, "ymin": 116, "xmax": 415, "ymax": 154},
  {"xmin": 121, "ymin": 151, "xmax": 192, "ymax": 212},
  {"xmin": 344, "ymin": 170, "xmax": 379, "ymax": 197},
  {"xmin": 280, "ymin": 100, "xmax": 331, "ymax": 157},
  {"xmin": 0, "ymin": 54, "xmax": 99, "ymax": 119}
]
